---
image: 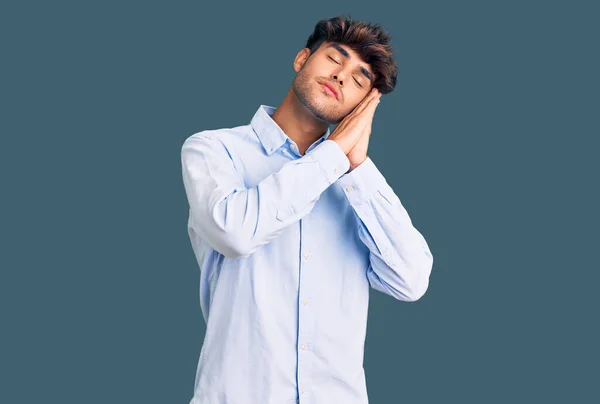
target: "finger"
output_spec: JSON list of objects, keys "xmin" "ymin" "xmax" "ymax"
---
[
  {"xmin": 350, "ymin": 89, "xmax": 380, "ymax": 118},
  {"xmin": 369, "ymin": 92, "xmax": 381, "ymax": 109},
  {"xmin": 360, "ymin": 89, "xmax": 380, "ymax": 110},
  {"xmin": 356, "ymin": 98, "xmax": 380, "ymax": 134},
  {"xmin": 360, "ymin": 95, "xmax": 381, "ymax": 130},
  {"xmin": 371, "ymin": 94, "xmax": 382, "ymax": 112},
  {"xmin": 360, "ymin": 92, "xmax": 381, "ymax": 118},
  {"xmin": 336, "ymin": 90, "xmax": 379, "ymax": 133}
]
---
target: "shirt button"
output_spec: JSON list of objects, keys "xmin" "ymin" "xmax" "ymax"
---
[
  {"xmin": 334, "ymin": 167, "xmax": 339, "ymax": 174},
  {"xmin": 301, "ymin": 343, "xmax": 308, "ymax": 350},
  {"xmin": 303, "ymin": 252, "xmax": 312, "ymax": 259},
  {"xmin": 303, "ymin": 299, "xmax": 309, "ymax": 306},
  {"xmin": 300, "ymin": 387, "xmax": 306, "ymax": 394},
  {"xmin": 291, "ymin": 144, "xmax": 297, "ymax": 150},
  {"xmin": 345, "ymin": 185, "xmax": 354, "ymax": 192}
]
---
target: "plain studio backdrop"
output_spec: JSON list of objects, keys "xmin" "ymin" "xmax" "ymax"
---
[{"xmin": 1, "ymin": 1, "xmax": 598, "ymax": 403}]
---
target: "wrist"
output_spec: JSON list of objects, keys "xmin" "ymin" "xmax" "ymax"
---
[{"xmin": 348, "ymin": 158, "xmax": 366, "ymax": 172}]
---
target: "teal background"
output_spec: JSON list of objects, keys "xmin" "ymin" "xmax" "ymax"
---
[{"xmin": 1, "ymin": 1, "xmax": 598, "ymax": 403}]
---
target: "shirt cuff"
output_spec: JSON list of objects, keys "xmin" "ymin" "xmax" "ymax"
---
[
  {"xmin": 308, "ymin": 139, "xmax": 351, "ymax": 184},
  {"xmin": 336, "ymin": 156, "xmax": 389, "ymax": 205}
]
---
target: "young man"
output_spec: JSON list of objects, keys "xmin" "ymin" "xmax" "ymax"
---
[{"xmin": 181, "ymin": 15, "xmax": 433, "ymax": 404}]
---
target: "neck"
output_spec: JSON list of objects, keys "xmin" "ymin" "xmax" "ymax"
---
[{"xmin": 270, "ymin": 87, "xmax": 329, "ymax": 155}]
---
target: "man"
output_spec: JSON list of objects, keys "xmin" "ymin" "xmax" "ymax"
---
[{"xmin": 181, "ymin": 15, "xmax": 433, "ymax": 404}]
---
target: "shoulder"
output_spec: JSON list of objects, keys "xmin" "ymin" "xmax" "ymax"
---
[
  {"xmin": 180, "ymin": 125, "xmax": 257, "ymax": 172},
  {"xmin": 182, "ymin": 125, "xmax": 254, "ymax": 147}
]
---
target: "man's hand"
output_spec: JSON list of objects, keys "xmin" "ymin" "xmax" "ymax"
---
[
  {"xmin": 347, "ymin": 97, "xmax": 380, "ymax": 171},
  {"xmin": 347, "ymin": 90, "xmax": 381, "ymax": 171},
  {"xmin": 329, "ymin": 88, "xmax": 381, "ymax": 156}
]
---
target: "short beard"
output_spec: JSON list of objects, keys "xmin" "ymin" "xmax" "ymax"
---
[{"xmin": 292, "ymin": 67, "xmax": 343, "ymax": 125}]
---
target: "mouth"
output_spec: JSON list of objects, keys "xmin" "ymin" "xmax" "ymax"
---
[{"xmin": 320, "ymin": 82, "xmax": 339, "ymax": 100}]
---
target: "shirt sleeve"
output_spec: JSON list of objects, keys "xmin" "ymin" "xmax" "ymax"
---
[
  {"xmin": 336, "ymin": 157, "xmax": 434, "ymax": 301},
  {"xmin": 181, "ymin": 132, "xmax": 350, "ymax": 259}
]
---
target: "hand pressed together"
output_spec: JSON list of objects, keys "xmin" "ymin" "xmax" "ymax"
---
[{"xmin": 328, "ymin": 87, "xmax": 382, "ymax": 172}]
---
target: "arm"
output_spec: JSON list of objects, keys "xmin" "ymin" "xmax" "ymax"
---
[
  {"xmin": 336, "ymin": 157, "xmax": 433, "ymax": 301},
  {"xmin": 181, "ymin": 131, "xmax": 350, "ymax": 259}
]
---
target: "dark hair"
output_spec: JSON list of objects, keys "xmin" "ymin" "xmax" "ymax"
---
[{"xmin": 304, "ymin": 14, "xmax": 397, "ymax": 94}]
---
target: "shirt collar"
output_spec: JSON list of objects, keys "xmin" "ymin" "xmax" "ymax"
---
[{"xmin": 250, "ymin": 104, "xmax": 331, "ymax": 156}]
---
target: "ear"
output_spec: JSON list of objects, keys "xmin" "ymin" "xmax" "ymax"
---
[{"xmin": 293, "ymin": 48, "xmax": 311, "ymax": 73}]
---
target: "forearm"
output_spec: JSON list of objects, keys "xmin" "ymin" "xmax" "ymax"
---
[{"xmin": 182, "ymin": 135, "xmax": 351, "ymax": 258}]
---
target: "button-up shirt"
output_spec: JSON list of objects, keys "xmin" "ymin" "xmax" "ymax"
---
[{"xmin": 181, "ymin": 104, "xmax": 434, "ymax": 404}]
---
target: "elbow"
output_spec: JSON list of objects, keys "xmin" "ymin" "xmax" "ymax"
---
[
  {"xmin": 391, "ymin": 254, "xmax": 433, "ymax": 302},
  {"xmin": 368, "ymin": 252, "xmax": 433, "ymax": 302},
  {"xmin": 407, "ymin": 254, "xmax": 433, "ymax": 302},
  {"xmin": 188, "ymin": 213, "xmax": 252, "ymax": 259},
  {"xmin": 217, "ymin": 241, "xmax": 251, "ymax": 259},
  {"xmin": 223, "ymin": 238, "xmax": 254, "ymax": 259},
  {"xmin": 406, "ymin": 281, "xmax": 428, "ymax": 302},
  {"xmin": 389, "ymin": 281, "xmax": 428, "ymax": 303},
  {"xmin": 209, "ymin": 231, "xmax": 253, "ymax": 259},
  {"xmin": 400, "ymin": 279, "xmax": 428, "ymax": 302}
]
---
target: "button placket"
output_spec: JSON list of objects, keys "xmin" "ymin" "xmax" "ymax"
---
[
  {"xmin": 301, "ymin": 250, "xmax": 311, "ymax": 312},
  {"xmin": 298, "ymin": 219, "xmax": 315, "ymax": 402}
]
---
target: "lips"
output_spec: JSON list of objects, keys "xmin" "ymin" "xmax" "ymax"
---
[{"xmin": 320, "ymin": 82, "xmax": 339, "ymax": 99}]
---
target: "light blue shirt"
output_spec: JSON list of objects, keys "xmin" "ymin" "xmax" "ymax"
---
[{"xmin": 181, "ymin": 104, "xmax": 433, "ymax": 404}]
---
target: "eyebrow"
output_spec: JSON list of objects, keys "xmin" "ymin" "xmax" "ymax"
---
[{"xmin": 326, "ymin": 43, "xmax": 374, "ymax": 84}]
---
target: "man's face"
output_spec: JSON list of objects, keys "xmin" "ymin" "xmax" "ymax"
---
[{"xmin": 291, "ymin": 41, "xmax": 376, "ymax": 125}]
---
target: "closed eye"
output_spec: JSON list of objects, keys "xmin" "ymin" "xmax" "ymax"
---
[{"xmin": 328, "ymin": 56, "xmax": 363, "ymax": 87}]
